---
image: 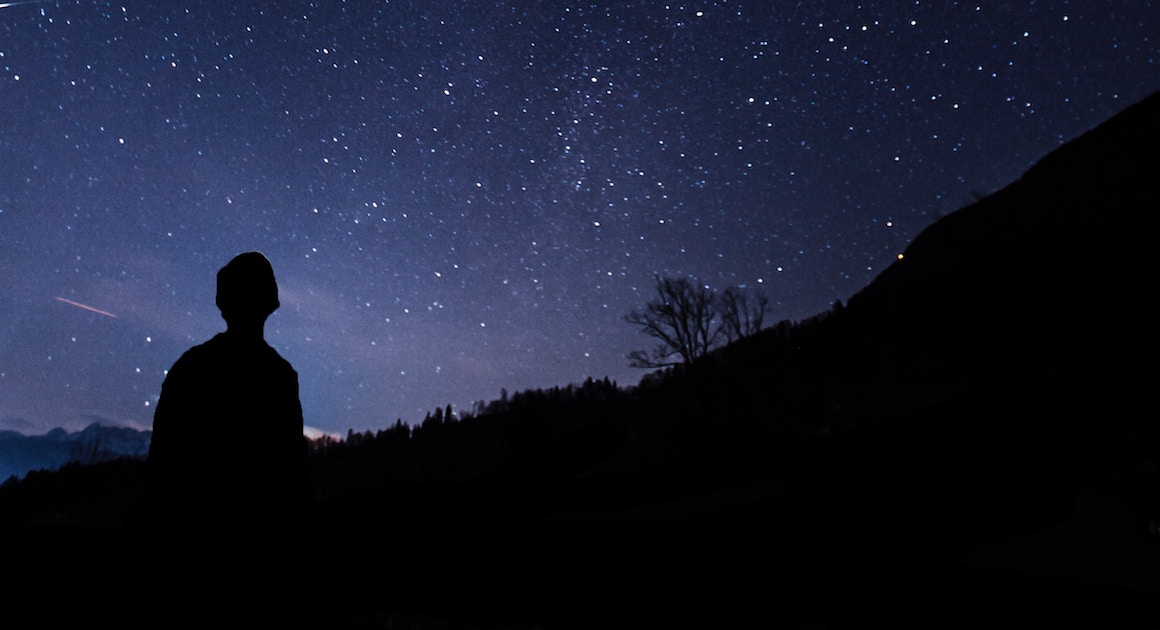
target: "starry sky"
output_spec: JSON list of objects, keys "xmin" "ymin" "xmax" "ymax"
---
[{"xmin": 1, "ymin": 1, "xmax": 1156, "ymax": 437}]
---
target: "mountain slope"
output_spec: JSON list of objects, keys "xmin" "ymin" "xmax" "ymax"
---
[
  {"xmin": 754, "ymin": 89, "xmax": 1160, "ymax": 560},
  {"xmin": 841, "ymin": 89, "xmax": 1159, "ymax": 397}
]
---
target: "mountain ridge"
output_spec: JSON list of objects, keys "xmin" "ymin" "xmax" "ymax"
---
[
  {"xmin": 0, "ymin": 422, "xmax": 151, "ymax": 482},
  {"xmin": 826, "ymin": 89, "xmax": 1160, "ymax": 417}
]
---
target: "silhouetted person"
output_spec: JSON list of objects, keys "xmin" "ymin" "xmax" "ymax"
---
[{"xmin": 146, "ymin": 252, "xmax": 307, "ymax": 533}]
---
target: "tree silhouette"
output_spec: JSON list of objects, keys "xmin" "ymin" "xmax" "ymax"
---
[
  {"xmin": 719, "ymin": 286, "xmax": 768, "ymax": 343},
  {"xmin": 625, "ymin": 276, "xmax": 721, "ymax": 368}
]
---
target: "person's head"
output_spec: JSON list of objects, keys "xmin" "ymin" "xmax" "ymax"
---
[{"xmin": 216, "ymin": 252, "xmax": 279, "ymax": 327}]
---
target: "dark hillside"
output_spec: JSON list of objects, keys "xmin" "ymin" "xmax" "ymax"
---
[
  {"xmin": 816, "ymin": 90, "xmax": 1160, "ymax": 516},
  {"xmin": 840, "ymin": 89, "xmax": 1159, "ymax": 407},
  {"xmin": 677, "ymin": 89, "xmax": 1160, "ymax": 526}
]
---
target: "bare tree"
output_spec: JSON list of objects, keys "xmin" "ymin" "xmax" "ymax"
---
[
  {"xmin": 718, "ymin": 286, "xmax": 768, "ymax": 344},
  {"xmin": 625, "ymin": 276, "xmax": 721, "ymax": 368}
]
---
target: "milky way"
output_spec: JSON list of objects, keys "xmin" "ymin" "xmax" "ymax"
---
[{"xmin": 1, "ymin": 1, "xmax": 1156, "ymax": 436}]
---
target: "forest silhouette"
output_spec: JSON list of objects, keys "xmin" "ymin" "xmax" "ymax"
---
[{"xmin": 3, "ymin": 91, "xmax": 1159, "ymax": 626}]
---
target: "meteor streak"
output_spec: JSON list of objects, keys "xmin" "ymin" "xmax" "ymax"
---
[{"xmin": 55, "ymin": 297, "xmax": 117, "ymax": 318}]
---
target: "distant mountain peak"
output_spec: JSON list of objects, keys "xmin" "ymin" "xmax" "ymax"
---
[{"xmin": 0, "ymin": 422, "xmax": 151, "ymax": 481}]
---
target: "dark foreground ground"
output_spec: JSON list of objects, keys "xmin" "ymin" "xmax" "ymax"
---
[{"xmin": 6, "ymin": 416, "xmax": 1158, "ymax": 629}]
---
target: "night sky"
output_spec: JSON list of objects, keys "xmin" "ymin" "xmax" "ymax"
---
[{"xmin": 1, "ymin": 1, "xmax": 1156, "ymax": 437}]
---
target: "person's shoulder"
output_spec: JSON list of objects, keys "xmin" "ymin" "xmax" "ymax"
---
[
  {"xmin": 159, "ymin": 337, "xmax": 225, "ymax": 391},
  {"xmin": 261, "ymin": 342, "xmax": 298, "ymax": 374},
  {"xmin": 170, "ymin": 335, "xmax": 225, "ymax": 368}
]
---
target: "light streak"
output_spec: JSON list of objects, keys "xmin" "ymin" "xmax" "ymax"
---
[{"xmin": 55, "ymin": 297, "xmax": 117, "ymax": 318}]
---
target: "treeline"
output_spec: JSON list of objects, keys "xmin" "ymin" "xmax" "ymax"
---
[
  {"xmin": 306, "ymin": 375, "xmax": 629, "ymax": 498},
  {"xmin": 305, "ymin": 301, "xmax": 859, "ymax": 499}
]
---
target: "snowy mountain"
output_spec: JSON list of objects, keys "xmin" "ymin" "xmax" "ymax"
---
[{"xmin": 0, "ymin": 423, "xmax": 151, "ymax": 482}]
